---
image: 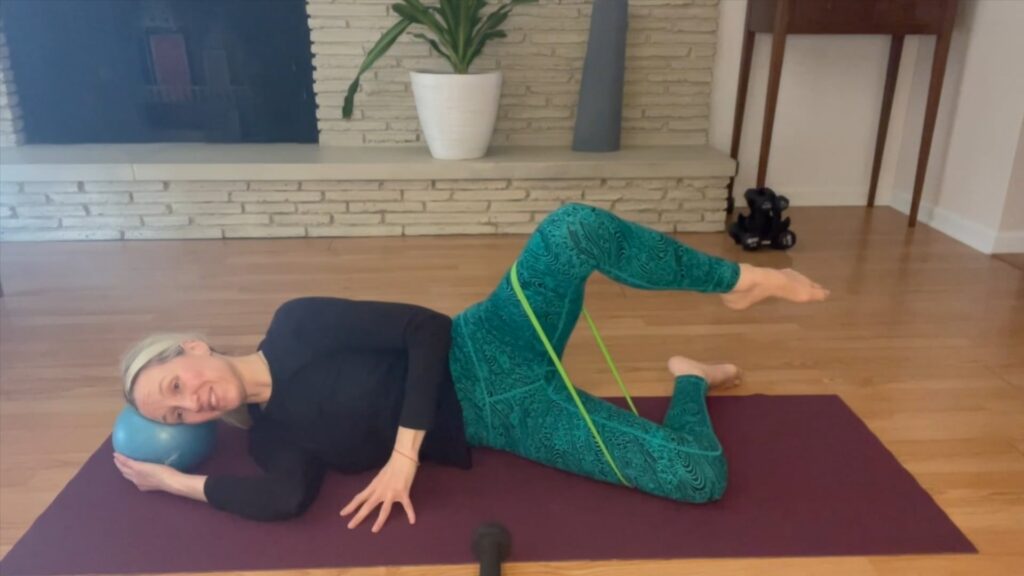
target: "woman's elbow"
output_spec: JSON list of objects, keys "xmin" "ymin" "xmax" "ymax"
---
[
  {"xmin": 263, "ymin": 503, "xmax": 310, "ymax": 521},
  {"xmin": 432, "ymin": 314, "xmax": 453, "ymax": 341},
  {"xmin": 413, "ymin": 312, "xmax": 453, "ymax": 344},
  {"xmin": 261, "ymin": 483, "xmax": 316, "ymax": 521}
]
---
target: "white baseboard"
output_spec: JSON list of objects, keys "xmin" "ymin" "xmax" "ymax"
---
[
  {"xmin": 889, "ymin": 191, "xmax": 1002, "ymax": 254},
  {"xmin": 733, "ymin": 186, "xmax": 871, "ymax": 207},
  {"xmin": 993, "ymin": 230, "xmax": 1024, "ymax": 253},
  {"xmin": 743, "ymin": 186, "xmax": 1021, "ymax": 255}
]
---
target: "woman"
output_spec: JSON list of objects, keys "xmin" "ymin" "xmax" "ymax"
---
[{"xmin": 116, "ymin": 203, "xmax": 828, "ymax": 532}]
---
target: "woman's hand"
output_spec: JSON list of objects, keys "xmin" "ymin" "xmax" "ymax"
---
[
  {"xmin": 114, "ymin": 453, "xmax": 178, "ymax": 492},
  {"xmin": 339, "ymin": 452, "xmax": 418, "ymax": 534}
]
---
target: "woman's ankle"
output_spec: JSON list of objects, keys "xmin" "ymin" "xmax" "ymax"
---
[{"xmin": 731, "ymin": 263, "xmax": 761, "ymax": 293}]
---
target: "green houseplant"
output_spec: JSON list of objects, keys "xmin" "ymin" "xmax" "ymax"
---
[{"xmin": 343, "ymin": 0, "xmax": 538, "ymax": 159}]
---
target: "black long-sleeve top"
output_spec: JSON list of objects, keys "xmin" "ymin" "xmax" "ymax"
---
[{"xmin": 203, "ymin": 297, "xmax": 473, "ymax": 521}]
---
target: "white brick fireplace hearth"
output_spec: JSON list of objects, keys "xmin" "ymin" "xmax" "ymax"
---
[{"xmin": 0, "ymin": 0, "xmax": 734, "ymax": 242}]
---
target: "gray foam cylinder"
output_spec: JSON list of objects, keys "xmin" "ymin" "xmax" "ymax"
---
[{"xmin": 572, "ymin": 0, "xmax": 629, "ymax": 152}]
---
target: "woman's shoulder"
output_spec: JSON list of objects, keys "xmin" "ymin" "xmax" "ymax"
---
[
  {"xmin": 272, "ymin": 296, "xmax": 349, "ymax": 318},
  {"xmin": 265, "ymin": 297, "xmax": 355, "ymax": 331},
  {"xmin": 258, "ymin": 299, "xmax": 340, "ymax": 376}
]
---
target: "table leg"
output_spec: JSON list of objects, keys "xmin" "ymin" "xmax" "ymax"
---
[
  {"xmin": 756, "ymin": 0, "xmax": 791, "ymax": 188},
  {"xmin": 909, "ymin": 1, "xmax": 957, "ymax": 227},
  {"xmin": 868, "ymin": 34, "xmax": 904, "ymax": 208},
  {"xmin": 727, "ymin": 26, "xmax": 756, "ymax": 214}
]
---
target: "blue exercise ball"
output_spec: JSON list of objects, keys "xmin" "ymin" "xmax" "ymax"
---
[{"xmin": 112, "ymin": 405, "xmax": 217, "ymax": 471}]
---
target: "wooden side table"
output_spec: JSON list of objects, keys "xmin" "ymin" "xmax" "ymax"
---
[{"xmin": 727, "ymin": 0, "xmax": 958, "ymax": 227}]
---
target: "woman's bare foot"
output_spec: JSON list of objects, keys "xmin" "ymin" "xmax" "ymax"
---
[
  {"xmin": 667, "ymin": 356, "xmax": 743, "ymax": 389},
  {"xmin": 720, "ymin": 263, "xmax": 830, "ymax": 311}
]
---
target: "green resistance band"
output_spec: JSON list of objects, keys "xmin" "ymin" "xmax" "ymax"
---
[{"xmin": 509, "ymin": 260, "xmax": 639, "ymax": 487}]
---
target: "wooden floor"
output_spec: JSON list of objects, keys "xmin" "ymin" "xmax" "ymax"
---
[
  {"xmin": 1, "ymin": 207, "xmax": 1022, "ymax": 575},
  {"xmin": 995, "ymin": 252, "xmax": 1024, "ymax": 272}
]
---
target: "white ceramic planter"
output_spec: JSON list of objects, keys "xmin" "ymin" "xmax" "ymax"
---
[{"xmin": 409, "ymin": 70, "xmax": 502, "ymax": 160}]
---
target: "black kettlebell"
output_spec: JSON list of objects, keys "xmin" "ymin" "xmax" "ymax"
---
[
  {"xmin": 729, "ymin": 187, "xmax": 797, "ymax": 251},
  {"xmin": 472, "ymin": 522, "xmax": 511, "ymax": 576}
]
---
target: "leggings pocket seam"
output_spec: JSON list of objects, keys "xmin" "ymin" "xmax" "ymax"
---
[
  {"xmin": 543, "ymin": 383, "xmax": 723, "ymax": 457},
  {"xmin": 489, "ymin": 383, "xmax": 543, "ymax": 403},
  {"xmin": 454, "ymin": 317, "xmax": 494, "ymax": 438}
]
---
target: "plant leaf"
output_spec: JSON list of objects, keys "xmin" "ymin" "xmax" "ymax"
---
[
  {"xmin": 472, "ymin": 0, "xmax": 490, "ymax": 33},
  {"xmin": 427, "ymin": 5, "xmax": 454, "ymax": 46},
  {"xmin": 460, "ymin": 0, "xmax": 480, "ymax": 63},
  {"xmin": 411, "ymin": 32, "xmax": 458, "ymax": 70},
  {"xmin": 461, "ymin": 0, "xmax": 534, "ymax": 69},
  {"xmin": 343, "ymin": 18, "xmax": 413, "ymax": 119},
  {"xmin": 400, "ymin": 0, "xmax": 449, "ymax": 39},
  {"xmin": 465, "ymin": 4, "xmax": 513, "ymax": 65},
  {"xmin": 467, "ymin": 29, "xmax": 507, "ymax": 67},
  {"xmin": 437, "ymin": 1, "xmax": 457, "ymax": 34},
  {"xmin": 439, "ymin": 0, "xmax": 460, "ymax": 58},
  {"xmin": 394, "ymin": 1, "xmax": 458, "ymax": 59}
]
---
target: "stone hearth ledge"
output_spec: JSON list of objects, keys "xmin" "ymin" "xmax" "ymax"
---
[{"xmin": 0, "ymin": 144, "xmax": 736, "ymax": 182}]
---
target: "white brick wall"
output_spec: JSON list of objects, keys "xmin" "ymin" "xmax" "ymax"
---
[
  {"xmin": 0, "ymin": 19, "xmax": 25, "ymax": 147},
  {"xmin": 310, "ymin": 0, "xmax": 719, "ymax": 147},
  {"xmin": 0, "ymin": 178, "xmax": 728, "ymax": 241}
]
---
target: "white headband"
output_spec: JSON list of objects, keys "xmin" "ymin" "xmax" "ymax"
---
[{"xmin": 124, "ymin": 340, "xmax": 182, "ymax": 397}]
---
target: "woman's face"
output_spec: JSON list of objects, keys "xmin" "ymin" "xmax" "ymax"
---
[{"xmin": 131, "ymin": 341, "xmax": 246, "ymax": 425}]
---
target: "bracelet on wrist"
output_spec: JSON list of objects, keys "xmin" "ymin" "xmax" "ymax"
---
[{"xmin": 393, "ymin": 448, "xmax": 420, "ymax": 466}]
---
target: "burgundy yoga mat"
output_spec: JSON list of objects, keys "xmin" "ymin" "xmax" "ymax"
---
[{"xmin": 0, "ymin": 395, "xmax": 974, "ymax": 575}]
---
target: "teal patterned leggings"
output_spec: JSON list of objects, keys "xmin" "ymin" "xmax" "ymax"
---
[{"xmin": 449, "ymin": 203, "xmax": 741, "ymax": 503}]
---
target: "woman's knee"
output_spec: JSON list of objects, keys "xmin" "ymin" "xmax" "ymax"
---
[
  {"xmin": 537, "ymin": 203, "xmax": 601, "ymax": 233},
  {"xmin": 667, "ymin": 453, "xmax": 728, "ymax": 504},
  {"xmin": 553, "ymin": 202, "xmax": 595, "ymax": 217},
  {"xmin": 705, "ymin": 464, "xmax": 728, "ymax": 502},
  {"xmin": 532, "ymin": 204, "xmax": 618, "ymax": 257},
  {"xmin": 698, "ymin": 454, "xmax": 729, "ymax": 502}
]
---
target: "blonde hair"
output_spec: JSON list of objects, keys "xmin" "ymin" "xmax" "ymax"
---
[{"xmin": 121, "ymin": 333, "xmax": 252, "ymax": 429}]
